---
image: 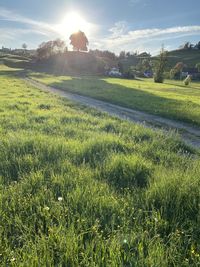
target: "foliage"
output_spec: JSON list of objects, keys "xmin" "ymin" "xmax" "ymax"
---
[
  {"xmin": 69, "ymin": 31, "xmax": 89, "ymax": 52},
  {"xmin": 136, "ymin": 57, "xmax": 152, "ymax": 74},
  {"xmin": 89, "ymin": 49, "xmax": 117, "ymax": 62},
  {"xmin": 22, "ymin": 43, "xmax": 27, "ymax": 50},
  {"xmin": 37, "ymin": 39, "xmax": 66, "ymax": 60},
  {"xmin": 0, "ymin": 65, "xmax": 200, "ymax": 266},
  {"xmin": 170, "ymin": 62, "xmax": 185, "ymax": 79},
  {"xmin": 154, "ymin": 48, "xmax": 168, "ymax": 83},
  {"xmin": 119, "ymin": 51, "xmax": 126, "ymax": 59},
  {"xmin": 196, "ymin": 63, "xmax": 200, "ymax": 72},
  {"xmin": 183, "ymin": 75, "xmax": 192, "ymax": 86}
]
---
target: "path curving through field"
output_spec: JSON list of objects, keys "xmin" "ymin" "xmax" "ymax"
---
[{"xmin": 24, "ymin": 78, "xmax": 200, "ymax": 149}]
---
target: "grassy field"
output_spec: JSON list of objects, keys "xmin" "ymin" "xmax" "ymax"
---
[
  {"xmin": 29, "ymin": 72, "xmax": 200, "ymax": 126},
  {"xmin": 0, "ymin": 65, "xmax": 200, "ymax": 266}
]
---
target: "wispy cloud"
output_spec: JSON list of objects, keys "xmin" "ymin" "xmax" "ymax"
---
[
  {"xmin": 0, "ymin": 28, "xmax": 46, "ymax": 40},
  {"xmin": 0, "ymin": 6, "xmax": 200, "ymax": 54},
  {"xmin": 109, "ymin": 21, "xmax": 129, "ymax": 38},
  {"xmin": 0, "ymin": 7, "xmax": 59, "ymax": 37},
  {"xmin": 94, "ymin": 24, "xmax": 200, "ymax": 53}
]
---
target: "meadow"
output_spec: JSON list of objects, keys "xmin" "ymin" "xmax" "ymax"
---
[
  {"xmin": 0, "ymin": 65, "xmax": 200, "ymax": 266},
  {"xmin": 29, "ymin": 72, "xmax": 200, "ymax": 126}
]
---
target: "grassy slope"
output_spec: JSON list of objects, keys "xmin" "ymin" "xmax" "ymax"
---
[
  {"xmin": 0, "ymin": 65, "xmax": 200, "ymax": 266},
  {"xmin": 29, "ymin": 72, "xmax": 200, "ymax": 126},
  {"xmin": 165, "ymin": 49, "xmax": 200, "ymax": 69}
]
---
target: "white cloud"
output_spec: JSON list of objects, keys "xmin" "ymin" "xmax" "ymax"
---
[
  {"xmin": 109, "ymin": 21, "xmax": 129, "ymax": 38},
  {"xmin": 93, "ymin": 24, "xmax": 200, "ymax": 53},
  {"xmin": 0, "ymin": 6, "xmax": 200, "ymax": 54},
  {"xmin": 0, "ymin": 7, "xmax": 59, "ymax": 37}
]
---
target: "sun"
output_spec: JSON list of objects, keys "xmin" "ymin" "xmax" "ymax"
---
[{"xmin": 57, "ymin": 12, "xmax": 91, "ymax": 37}]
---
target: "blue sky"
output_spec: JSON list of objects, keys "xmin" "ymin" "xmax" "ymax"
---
[{"xmin": 0, "ymin": 0, "xmax": 200, "ymax": 54}]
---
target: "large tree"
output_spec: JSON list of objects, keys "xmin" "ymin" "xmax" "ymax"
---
[{"xmin": 69, "ymin": 31, "xmax": 89, "ymax": 52}]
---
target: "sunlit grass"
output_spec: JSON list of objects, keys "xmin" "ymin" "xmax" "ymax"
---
[
  {"xmin": 29, "ymin": 71, "xmax": 200, "ymax": 126},
  {"xmin": 0, "ymin": 66, "xmax": 200, "ymax": 266}
]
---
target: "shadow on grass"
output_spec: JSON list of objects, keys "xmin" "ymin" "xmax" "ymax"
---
[
  {"xmin": 0, "ymin": 67, "xmax": 28, "ymax": 77},
  {"xmin": 46, "ymin": 76, "xmax": 200, "ymax": 126}
]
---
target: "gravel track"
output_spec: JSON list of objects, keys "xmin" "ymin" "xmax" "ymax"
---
[{"xmin": 24, "ymin": 78, "xmax": 200, "ymax": 149}]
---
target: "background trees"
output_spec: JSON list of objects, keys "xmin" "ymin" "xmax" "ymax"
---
[
  {"xmin": 196, "ymin": 63, "xmax": 200, "ymax": 72},
  {"xmin": 69, "ymin": 31, "xmax": 89, "ymax": 52},
  {"xmin": 37, "ymin": 39, "xmax": 67, "ymax": 60}
]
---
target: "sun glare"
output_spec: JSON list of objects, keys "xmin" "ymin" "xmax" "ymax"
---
[{"xmin": 57, "ymin": 12, "xmax": 91, "ymax": 37}]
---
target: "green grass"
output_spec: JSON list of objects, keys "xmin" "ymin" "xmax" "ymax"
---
[
  {"xmin": 29, "ymin": 72, "xmax": 200, "ymax": 126},
  {"xmin": 165, "ymin": 49, "xmax": 200, "ymax": 69},
  {"xmin": 0, "ymin": 65, "xmax": 200, "ymax": 266}
]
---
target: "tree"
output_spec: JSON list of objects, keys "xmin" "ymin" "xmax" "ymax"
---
[
  {"xmin": 137, "ymin": 58, "xmax": 152, "ymax": 73},
  {"xmin": 69, "ymin": 31, "xmax": 89, "ymax": 52},
  {"xmin": 119, "ymin": 51, "xmax": 126, "ymax": 59},
  {"xmin": 37, "ymin": 39, "xmax": 67, "ymax": 60},
  {"xmin": 154, "ymin": 47, "xmax": 168, "ymax": 83},
  {"xmin": 183, "ymin": 42, "xmax": 192, "ymax": 50},
  {"xmin": 22, "ymin": 43, "xmax": 27, "ymax": 54},
  {"xmin": 197, "ymin": 41, "xmax": 200, "ymax": 50},
  {"xmin": 53, "ymin": 39, "xmax": 67, "ymax": 54},
  {"xmin": 196, "ymin": 63, "xmax": 200, "ymax": 72},
  {"xmin": 170, "ymin": 62, "xmax": 185, "ymax": 80}
]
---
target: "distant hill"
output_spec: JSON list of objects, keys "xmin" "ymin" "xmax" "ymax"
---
[
  {"xmin": 153, "ymin": 49, "xmax": 200, "ymax": 70},
  {"xmin": 1, "ymin": 51, "xmax": 119, "ymax": 75}
]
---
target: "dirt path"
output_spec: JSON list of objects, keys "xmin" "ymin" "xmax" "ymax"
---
[{"xmin": 24, "ymin": 78, "xmax": 200, "ymax": 149}]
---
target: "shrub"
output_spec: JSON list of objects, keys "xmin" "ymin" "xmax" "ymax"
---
[{"xmin": 183, "ymin": 75, "xmax": 191, "ymax": 86}]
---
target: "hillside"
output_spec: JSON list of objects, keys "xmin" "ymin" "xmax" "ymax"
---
[
  {"xmin": 1, "ymin": 48, "xmax": 200, "ymax": 75},
  {"xmin": 1, "ymin": 52, "xmax": 118, "ymax": 75},
  {"xmin": 154, "ymin": 49, "xmax": 200, "ymax": 70}
]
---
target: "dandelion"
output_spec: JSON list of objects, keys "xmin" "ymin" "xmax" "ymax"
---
[
  {"xmin": 58, "ymin": 197, "xmax": 63, "ymax": 202},
  {"xmin": 154, "ymin": 217, "xmax": 158, "ymax": 223},
  {"xmin": 10, "ymin": 257, "xmax": 16, "ymax": 262},
  {"xmin": 123, "ymin": 239, "xmax": 128, "ymax": 244}
]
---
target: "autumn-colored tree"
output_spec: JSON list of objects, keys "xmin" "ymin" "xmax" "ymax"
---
[
  {"xmin": 170, "ymin": 62, "xmax": 185, "ymax": 79},
  {"xmin": 69, "ymin": 31, "xmax": 89, "ymax": 52}
]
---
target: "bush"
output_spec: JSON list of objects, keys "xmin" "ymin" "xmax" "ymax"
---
[{"xmin": 183, "ymin": 75, "xmax": 191, "ymax": 86}]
